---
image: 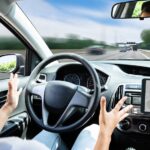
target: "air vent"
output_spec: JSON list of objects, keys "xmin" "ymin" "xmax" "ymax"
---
[
  {"xmin": 125, "ymin": 84, "xmax": 141, "ymax": 90},
  {"xmin": 112, "ymin": 85, "xmax": 124, "ymax": 108},
  {"xmin": 37, "ymin": 74, "xmax": 47, "ymax": 83}
]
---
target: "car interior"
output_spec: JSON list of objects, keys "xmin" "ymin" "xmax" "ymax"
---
[{"xmin": 0, "ymin": 0, "xmax": 150, "ymax": 150}]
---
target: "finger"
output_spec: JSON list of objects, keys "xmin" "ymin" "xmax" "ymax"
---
[
  {"xmin": 114, "ymin": 97, "xmax": 127, "ymax": 111},
  {"xmin": 100, "ymin": 96, "xmax": 106, "ymax": 116},
  {"xmin": 13, "ymin": 74, "xmax": 19, "ymax": 90},
  {"xmin": 8, "ymin": 80, "xmax": 13, "ymax": 91},
  {"xmin": 14, "ymin": 74, "xmax": 18, "ymax": 79},
  {"xmin": 14, "ymin": 74, "xmax": 18, "ymax": 83},
  {"xmin": 17, "ymin": 88, "xmax": 22, "ymax": 96},
  {"xmin": 119, "ymin": 105, "xmax": 133, "ymax": 116},
  {"xmin": 10, "ymin": 73, "xmax": 13, "ymax": 80},
  {"xmin": 119, "ymin": 113, "xmax": 129, "ymax": 122}
]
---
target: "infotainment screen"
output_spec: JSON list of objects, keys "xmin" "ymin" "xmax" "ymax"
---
[{"xmin": 141, "ymin": 79, "xmax": 150, "ymax": 113}]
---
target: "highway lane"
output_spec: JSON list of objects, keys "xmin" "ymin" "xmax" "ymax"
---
[
  {"xmin": 0, "ymin": 49, "xmax": 149, "ymax": 61},
  {"xmin": 0, "ymin": 49, "xmax": 149, "ymax": 79},
  {"xmin": 52, "ymin": 50, "xmax": 150, "ymax": 61},
  {"xmin": 0, "ymin": 49, "xmax": 149, "ymax": 64}
]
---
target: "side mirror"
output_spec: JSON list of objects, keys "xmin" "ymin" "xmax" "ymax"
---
[
  {"xmin": 111, "ymin": 0, "xmax": 150, "ymax": 20},
  {"xmin": 0, "ymin": 54, "xmax": 25, "ymax": 75}
]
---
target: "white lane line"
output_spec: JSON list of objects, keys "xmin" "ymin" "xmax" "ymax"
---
[{"xmin": 139, "ymin": 51, "xmax": 150, "ymax": 59}]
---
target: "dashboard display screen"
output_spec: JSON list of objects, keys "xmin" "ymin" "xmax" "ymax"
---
[{"xmin": 142, "ymin": 79, "xmax": 150, "ymax": 113}]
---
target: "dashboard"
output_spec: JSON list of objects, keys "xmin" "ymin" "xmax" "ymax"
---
[
  {"xmin": 37, "ymin": 60, "xmax": 150, "ymax": 150},
  {"xmin": 55, "ymin": 64, "xmax": 108, "ymax": 89},
  {"xmin": 39, "ymin": 60, "xmax": 150, "ymax": 135}
]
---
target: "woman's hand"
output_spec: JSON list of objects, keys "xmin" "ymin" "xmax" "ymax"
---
[
  {"xmin": 0, "ymin": 74, "xmax": 22, "ymax": 131},
  {"xmin": 94, "ymin": 96, "xmax": 133, "ymax": 150},
  {"xmin": 3, "ymin": 73, "xmax": 22, "ymax": 114},
  {"xmin": 99, "ymin": 96, "xmax": 133, "ymax": 137}
]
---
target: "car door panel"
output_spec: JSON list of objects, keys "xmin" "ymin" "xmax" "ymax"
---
[
  {"xmin": 0, "ymin": 90, "xmax": 7, "ymax": 106},
  {"xmin": 0, "ymin": 112, "xmax": 29, "ymax": 138},
  {"xmin": 0, "ymin": 76, "xmax": 29, "ymax": 137}
]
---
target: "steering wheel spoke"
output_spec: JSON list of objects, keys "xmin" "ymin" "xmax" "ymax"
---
[
  {"xmin": 70, "ymin": 86, "xmax": 91, "ymax": 109},
  {"xmin": 27, "ymin": 82, "xmax": 49, "ymax": 125},
  {"xmin": 28, "ymin": 82, "xmax": 47, "ymax": 99},
  {"xmin": 31, "ymin": 83, "xmax": 50, "ymax": 126},
  {"xmin": 54, "ymin": 86, "xmax": 91, "ymax": 127},
  {"xmin": 54, "ymin": 106, "xmax": 76, "ymax": 127},
  {"xmin": 42, "ymin": 104, "xmax": 49, "ymax": 126}
]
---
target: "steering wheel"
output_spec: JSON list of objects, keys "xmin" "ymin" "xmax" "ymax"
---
[{"xmin": 25, "ymin": 53, "xmax": 101, "ymax": 133}]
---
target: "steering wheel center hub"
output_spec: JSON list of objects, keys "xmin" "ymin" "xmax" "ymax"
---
[{"xmin": 44, "ymin": 81, "xmax": 77, "ymax": 113}]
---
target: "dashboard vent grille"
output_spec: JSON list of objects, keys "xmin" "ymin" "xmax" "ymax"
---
[
  {"xmin": 118, "ymin": 65, "xmax": 150, "ymax": 76},
  {"xmin": 112, "ymin": 85, "xmax": 124, "ymax": 108}
]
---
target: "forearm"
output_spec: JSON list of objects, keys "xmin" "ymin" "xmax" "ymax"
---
[
  {"xmin": 94, "ymin": 131, "xmax": 111, "ymax": 150},
  {"xmin": 0, "ymin": 103, "xmax": 13, "ymax": 131}
]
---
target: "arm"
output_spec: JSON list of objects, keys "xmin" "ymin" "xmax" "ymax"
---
[
  {"xmin": 94, "ymin": 130, "xmax": 111, "ymax": 150},
  {"xmin": 94, "ymin": 96, "xmax": 133, "ymax": 150},
  {"xmin": 0, "ymin": 74, "xmax": 21, "ymax": 130}
]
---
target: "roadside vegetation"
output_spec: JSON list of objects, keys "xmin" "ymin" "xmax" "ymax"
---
[
  {"xmin": 0, "ymin": 61, "xmax": 16, "ymax": 72},
  {"xmin": 0, "ymin": 31, "xmax": 150, "ymax": 51},
  {"xmin": 44, "ymin": 35, "xmax": 116, "ymax": 50},
  {"xmin": 0, "ymin": 35, "xmax": 116, "ymax": 50},
  {"xmin": 140, "ymin": 30, "xmax": 150, "ymax": 50}
]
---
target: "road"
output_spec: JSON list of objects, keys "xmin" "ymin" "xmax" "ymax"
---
[
  {"xmin": 52, "ymin": 49, "xmax": 150, "ymax": 61},
  {"xmin": 0, "ymin": 49, "xmax": 149, "ymax": 62},
  {"xmin": 0, "ymin": 49, "xmax": 149, "ymax": 79}
]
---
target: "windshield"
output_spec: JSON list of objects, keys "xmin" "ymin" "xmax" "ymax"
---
[{"xmin": 18, "ymin": 0, "xmax": 150, "ymax": 61}]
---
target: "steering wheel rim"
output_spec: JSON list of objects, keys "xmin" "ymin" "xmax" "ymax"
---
[{"xmin": 25, "ymin": 53, "xmax": 101, "ymax": 133}]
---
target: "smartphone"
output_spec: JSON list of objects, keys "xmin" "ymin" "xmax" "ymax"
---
[{"xmin": 141, "ymin": 79, "xmax": 150, "ymax": 113}]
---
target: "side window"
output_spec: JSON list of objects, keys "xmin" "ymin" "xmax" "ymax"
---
[{"xmin": 0, "ymin": 23, "xmax": 26, "ymax": 79}]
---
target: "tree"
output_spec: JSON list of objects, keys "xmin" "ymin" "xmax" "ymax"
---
[{"xmin": 141, "ymin": 30, "xmax": 150, "ymax": 43}]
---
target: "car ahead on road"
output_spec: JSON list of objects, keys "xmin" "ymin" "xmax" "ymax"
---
[
  {"xmin": 0, "ymin": 0, "xmax": 150, "ymax": 150},
  {"xmin": 119, "ymin": 47, "xmax": 129, "ymax": 52},
  {"xmin": 119, "ymin": 46, "xmax": 132, "ymax": 52},
  {"xmin": 132, "ymin": 45, "xmax": 138, "ymax": 51},
  {"xmin": 86, "ymin": 45, "xmax": 105, "ymax": 55}
]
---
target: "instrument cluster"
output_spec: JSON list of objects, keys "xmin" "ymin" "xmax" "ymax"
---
[{"xmin": 55, "ymin": 64, "xmax": 108, "ymax": 89}]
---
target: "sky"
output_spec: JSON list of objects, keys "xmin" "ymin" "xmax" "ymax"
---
[{"xmin": 1, "ymin": 0, "xmax": 150, "ymax": 44}]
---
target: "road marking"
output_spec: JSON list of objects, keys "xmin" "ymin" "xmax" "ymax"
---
[{"xmin": 139, "ymin": 51, "xmax": 150, "ymax": 59}]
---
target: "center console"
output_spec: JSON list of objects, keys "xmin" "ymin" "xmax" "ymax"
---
[{"xmin": 112, "ymin": 84, "xmax": 150, "ymax": 135}]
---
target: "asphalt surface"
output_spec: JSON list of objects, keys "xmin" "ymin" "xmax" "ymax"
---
[
  {"xmin": 0, "ymin": 49, "xmax": 149, "ymax": 61},
  {"xmin": 52, "ymin": 50, "xmax": 150, "ymax": 61},
  {"xmin": 0, "ymin": 49, "xmax": 149, "ymax": 65}
]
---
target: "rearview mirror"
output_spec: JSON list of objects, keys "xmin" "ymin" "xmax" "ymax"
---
[{"xmin": 112, "ymin": 0, "xmax": 150, "ymax": 20}]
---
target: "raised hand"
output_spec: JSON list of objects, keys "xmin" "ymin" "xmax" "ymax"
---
[
  {"xmin": 5, "ymin": 73, "xmax": 22, "ymax": 113},
  {"xmin": 99, "ymin": 96, "xmax": 133, "ymax": 136}
]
